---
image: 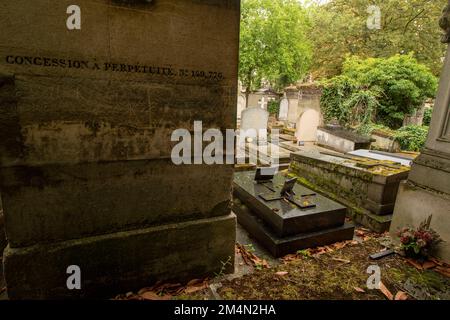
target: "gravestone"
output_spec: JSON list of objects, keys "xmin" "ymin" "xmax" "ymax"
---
[
  {"xmin": 240, "ymin": 107, "xmax": 269, "ymax": 143},
  {"xmin": 233, "ymin": 172, "xmax": 354, "ymax": 257},
  {"xmin": 237, "ymin": 94, "xmax": 246, "ymax": 120},
  {"xmin": 278, "ymin": 98, "xmax": 289, "ymax": 121},
  {"xmin": 0, "ymin": 0, "xmax": 239, "ymax": 299}
]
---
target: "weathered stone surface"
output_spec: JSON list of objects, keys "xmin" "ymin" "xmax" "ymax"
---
[
  {"xmin": 391, "ymin": 37, "xmax": 450, "ymax": 262},
  {"xmin": 1, "ymin": 160, "xmax": 233, "ymax": 248},
  {"xmin": 0, "ymin": 0, "xmax": 239, "ymax": 168},
  {"xmin": 391, "ymin": 181, "xmax": 450, "ymax": 262},
  {"xmin": 0, "ymin": 0, "xmax": 240, "ymax": 298},
  {"xmin": 233, "ymin": 199, "xmax": 354, "ymax": 258},
  {"xmin": 0, "ymin": 75, "xmax": 235, "ymax": 167},
  {"xmin": 289, "ymin": 151, "xmax": 409, "ymax": 216},
  {"xmin": 4, "ymin": 213, "xmax": 236, "ymax": 299}
]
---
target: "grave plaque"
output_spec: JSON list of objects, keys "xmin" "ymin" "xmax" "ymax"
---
[{"xmin": 0, "ymin": 0, "xmax": 239, "ymax": 299}]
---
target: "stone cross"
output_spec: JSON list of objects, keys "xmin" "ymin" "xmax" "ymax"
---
[{"xmin": 258, "ymin": 97, "xmax": 267, "ymax": 109}]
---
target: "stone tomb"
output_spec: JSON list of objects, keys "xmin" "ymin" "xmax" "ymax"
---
[
  {"xmin": 0, "ymin": 0, "xmax": 239, "ymax": 299},
  {"xmin": 317, "ymin": 125, "xmax": 373, "ymax": 154},
  {"xmin": 233, "ymin": 172, "xmax": 354, "ymax": 257},
  {"xmin": 289, "ymin": 151, "xmax": 410, "ymax": 232}
]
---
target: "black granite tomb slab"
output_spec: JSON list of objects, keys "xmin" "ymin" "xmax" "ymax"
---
[
  {"xmin": 233, "ymin": 171, "xmax": 347, "ymax": 237},
  {"xmin": 233, "ymin": 198, "xmax": 355, "ymax": 258}
]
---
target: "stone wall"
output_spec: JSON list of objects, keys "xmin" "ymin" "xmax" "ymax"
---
[{"xmin": 0, "ymin": 0, "xmax": 239, "ymax": 298}]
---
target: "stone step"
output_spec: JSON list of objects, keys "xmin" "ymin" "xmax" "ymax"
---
[{"xmin": 233, "ymin": 199, "xmax": 355, "ymax": 258}]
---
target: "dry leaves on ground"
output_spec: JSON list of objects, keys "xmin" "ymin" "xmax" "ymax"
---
[
  {"xmin": 379, "ymin": 281, "xmax": 394, "ymax": 300},
  {"xmin": 405, "ymin": 257, "xmax": 450, "ymax": 278},
  {"xmin": 281, "ymin": 239, "xmax": 359, "ymax": 263},
  {"xmin": 236, "ymin": 244, "xmax": 270, "ymax": 269},
  {"xmin": 394, "ymin": 291, "xmax": 408, "ymax": 301},
  {"xmin": 115, "ymin": 278, "xmax": 209, "ymax": 300}
]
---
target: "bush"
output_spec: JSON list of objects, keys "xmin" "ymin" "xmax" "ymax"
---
[
  {"xmin": 268, "ymin": 100, "xmax": 280, "ymax": 116},
  {"xmin": 320, "ymin": 76, "xmax": 379, "ymax": 127},
  {"xmin": 394, "ymin": 125, "xmax": 429, "ymax": 152},
  {"xmin": 423, "ymin": 107, "xmax": 433, "ymax": 126},
  {"xmin": 343, "ymin": 54, "xmax": 438, "ymax": 129},
  {"xmin": 357, "ymin": 122, "xmax": 395, "ymax": 136}
]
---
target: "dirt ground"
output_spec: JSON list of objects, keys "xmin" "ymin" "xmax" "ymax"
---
[{"xmin": 116, "ymin": 229, "xmax": 450, "ymax": 301}]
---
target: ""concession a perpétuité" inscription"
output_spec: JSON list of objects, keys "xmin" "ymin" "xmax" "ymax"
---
[{"xmin": 4, "ymin": 54, "xmax": 225, "ymax": 81}]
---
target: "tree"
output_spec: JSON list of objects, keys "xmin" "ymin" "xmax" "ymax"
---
[
  {"xmin": 308, "ymin": 0, "xmax": 447, "ymax": 78},
  {"xmin": 239, "ymin": 0, "xmax": 313, "ymax": 102},
  {"xmin": 321, "ymin": 54, "xmax": 437, "ymax": 129},
  {"xmin": 343, "ymin": 54, "xmax": 437, "ymax": 128}
]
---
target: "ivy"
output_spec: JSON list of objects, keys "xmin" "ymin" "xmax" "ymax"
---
[{"xmin": 394, "ymin": 125, "xmax": 429, "ymax": 152}]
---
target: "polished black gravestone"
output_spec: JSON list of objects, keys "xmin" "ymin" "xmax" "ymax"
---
[{"xmin": 233, "ymin": 171, "xmax": 355, "ymax": 257}]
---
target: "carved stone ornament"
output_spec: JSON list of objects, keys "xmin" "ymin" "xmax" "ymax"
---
[{"xmin": 440, "ymin": 1, "xmax": 450, "ymax": 43}]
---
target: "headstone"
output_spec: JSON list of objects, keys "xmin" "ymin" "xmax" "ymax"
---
[
  {"xmin": 237, "ymin": 94, "xmax": 246, "ymax": 120},
  {"xmin": 240, "ymin": 107, "xmax": 269, "ymax": 143},
  {"xmin": 233, "ymin": 172, "xmax": 354, "ymax": 257},
  {"xmin": 296, "ymin": 109, "xmax": 321, "ymax": 143},
  {"xmin": 278, "ymin": 98, "xmax": 289, "ymax": 121},
  {"xmin": 0, "ymin": 0, "xmax": 239, "ymax": 299}
]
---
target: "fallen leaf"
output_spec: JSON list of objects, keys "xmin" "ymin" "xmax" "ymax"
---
[
  {"xmin": 422, "ymin": 261, "xmax": 437, "ymax": 270},
  {"xmin": 282, "ymin": 254, "xmax": 298, "ymax": 263},
  {"xmin": 394, "ymin": 291, "xmax": 408, "ymax": 300},
  {"xmin": 185, "ymin": 279, "xmax": 208, "ymax": 294},
  {"xmin": 354, "ymin": 287, "xmax": 366, "ymax": 293},
  {"xmin": 275, "ymin": 271, "xmax": 288, "ymax": 276},
  {"xmin": 332, "ymin": 258, "xmax": 351, "ymax": 264},
  {"xmin": 140, "ymin": 291, "xmax": 172, "ymax": 301},
  {"xmin": 140, "ymin": 291, "xmax": 160, "ymax": 300},
  {"xmin": 435, "ymin": 266, "xmax": 450, "ymax": 278},
  {"xmin": 406, "ymin": 258, "xmax": 424, "ymax": 270},
  {"xmin": 379, "ymin": 281, "xmax": 394, "ymax": 300}
]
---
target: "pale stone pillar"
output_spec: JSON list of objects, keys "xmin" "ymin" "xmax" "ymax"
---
[
  {"xmin": 390, "ymin": 2, "xmax": 450, "ymax": 262},
  {"xmin": 285, "ymin": 86, "xmax": 300, "ymax": 126}
]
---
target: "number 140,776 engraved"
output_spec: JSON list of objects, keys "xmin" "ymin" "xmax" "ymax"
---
[{"xmin": 179, "ymin": 69, "xmax": 224, "ymax": 81}]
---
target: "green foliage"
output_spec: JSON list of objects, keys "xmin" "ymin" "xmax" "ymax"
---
[
  {"xmin": 343, "ymin": 54, "xmax": 437, "ymax": 128},
  {"xmin": 394, "ymin": 125, "xmax": 429, "ymax": 152},
  {"xmin": 423, "ymin": 107, "xmax": 433, "ymax": 126},
  {"xmin": 320, "ymin": 75, "xmax": 380, "ymax": 127},
  {"xmin": 321, "ymin": 55, "xmax": 437, "ymax": 130},
  {"xmin": 308, "ymin": 0, "xmax": 447, "ymax": 78},
  {"xmin": 267, "ymin": 100, "xmax": 280, "ymax": 115},
  {"xmin": 240, "ymin": 0, "xmax": 313, "ymax": 92},
  {"xmin": 357, "ymin": 122, "xmax": 395, "ymax": 136}
]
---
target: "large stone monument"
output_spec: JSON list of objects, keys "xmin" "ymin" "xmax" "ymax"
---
[
  {"xmin": 0, "ymin": 0, "xmax": 239, "ymax": 298},
  {"xmin": 390, "ymin": 2, "xmax": 450, "ymax": 262}
]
